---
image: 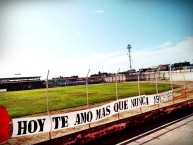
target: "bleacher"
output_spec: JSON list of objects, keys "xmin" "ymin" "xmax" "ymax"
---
[{"xmin": 0, "ymin": 76, "xmax": 45, "ymax": 91}]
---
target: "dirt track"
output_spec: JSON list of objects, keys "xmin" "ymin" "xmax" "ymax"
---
[{"xmin": 1, "ymin": 81, "xmax": 193, "ymax": 145}]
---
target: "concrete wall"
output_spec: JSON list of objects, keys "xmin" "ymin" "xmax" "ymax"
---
[
  {"xmin": 105, "ymin": 74, "xmax": 126, "ymax": 83},
  {"xmin": 171, "ymin": 71, "xmax": 193, "ymax": 81},
  {"xmin": 160, "ymin": 70, "xmax": 193, "ymax": 81},
  {"xmin": 104, "ymin": 71, "xmax": 193, "ymax": 83},
  {"xmin": 38, "ymin": 99, "xmax": 193, "ymax": 145}
]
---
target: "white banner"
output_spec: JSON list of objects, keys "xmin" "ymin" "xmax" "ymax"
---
[
  {"xmin": 12, "ymin": 116, "xmax": 51, "ymax": 137},
  {"xmin": 160, "ymin": 91, "xmax": 173, "ymax": 102},
  {"xmin": 12, "ymin": 90, "xmax": 173, "ymax": 137}
]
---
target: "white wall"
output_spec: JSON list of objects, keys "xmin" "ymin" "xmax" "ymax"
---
[
  {"xmin": 160, "ymin": 70, "xmax": 193, "ymax": 81},
  {"xmin": 104, "ymin": 70, "xmax": 193, "ymax": 82}
]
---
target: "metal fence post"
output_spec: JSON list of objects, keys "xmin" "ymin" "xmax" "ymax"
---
[
  {"xmin": 170, "ymin": 64, "xmax": 174, "ymax": 104},
  {"xmin": 182, "ymin": 71, "xmax": 186, "ymax": 101},
  {"xmin": 138, "ymin": 70, "xmax": 142, "ymax": 113},
  {"xmin": 46, "ymin": 70, "xmax": 52, "ymax": 139},
  {"xmin": 86, "ymin": 69, "xmax": 91, "ymax": 128},
  {"xmin": 116, "ymin": 68, "xmax": 120, "ymax": 119},
  {"xmin": 155, "ymin": 69, "xmax": 160, "ymax": 108},
  {"xmin": 86, "ymin": 69, "xmax": 90, "ymax": 109}
]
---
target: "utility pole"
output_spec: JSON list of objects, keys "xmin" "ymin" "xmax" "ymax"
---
[{"xmin": 127, "ymin": 44, "xmax": 132, "ymax": 72}]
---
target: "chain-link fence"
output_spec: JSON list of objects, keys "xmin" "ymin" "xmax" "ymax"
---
[
  {"xmin": 0, "ymin": 70, "xmax": 193, "ymax": 118},
  {"xmin": 0, "ymin": 69, "xmax": 193, "ymax": 144}
]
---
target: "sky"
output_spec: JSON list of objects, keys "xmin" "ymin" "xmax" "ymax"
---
[{"xmin": 0, "ymin": 0, "xmax": 193, "ymax": 79}]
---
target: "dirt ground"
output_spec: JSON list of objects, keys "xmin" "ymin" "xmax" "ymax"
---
[{"xmin": 1, "ymin": 81, "xmax": 193, "ymax": 145}]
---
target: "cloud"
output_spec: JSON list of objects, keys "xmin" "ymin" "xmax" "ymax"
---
[
  {"xmin": 132, "ymin": 37, "xmax": 193, "ymax": 69},
  {"xmin": 0, "ymin": 37, "xmax": 192, "ymax": 79},
  {"xmin": 75, "ymin": 37, "xmax": 193, "ymax": 74},
  {"xmin": 158, "ymin": 41, "xmax": 172, "ymax": 48},
  {"xmin": 94, "ymin": 10, "xmax": 104, "ymax": 14},
  {"xmin": 23, "ymin": 36, "xmax": 193, "ymax": 77}
]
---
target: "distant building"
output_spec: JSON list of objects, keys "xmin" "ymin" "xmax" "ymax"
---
[
  {"xmin": 139, "ymin": 68, "xmax": 148, "ymax": 73},
  {"xmin": 138, "ymin": 67, "xmax": 159, "ymax": 73},
  {"xmin": 118, "ymin": 70, "xmax": 136, "ymax": 75},
  {"xmin": 157, "ymin": 64, "xmax": 169, "ymax": 71},
  {"xmin": 52, "ymin": 76, "xmax": 79, "ymax": 81},
  {"xmin": 0, "ymin": 76, "xmax": 44, "ymax": 91},
  {"xmin": 90, "ymin": 71, "xmax": 109, "ymax": 78},
  {"xmin": 126, "ymin": 69, "xmax": 136, "ymax": 74},
  {"xmin": 51, "ymin": 76, "xmax": 85, "ymax": 86},
  {"xmin": 145, "ymin": 68, "xmax": 157, "ymax": 73},
  {"xmin": 172, "ymin": 61, "xmax": 190, "ymax": 70}
]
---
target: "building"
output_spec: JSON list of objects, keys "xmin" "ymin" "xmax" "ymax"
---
[
  {"xmin": 139, "ymin": 68, "xmax": 157, "ymax": 73},
  {"xmin": 172, "ymin": 61, "xmax": 190, "ymax": 70},
  {"xmin": 90, "ymin": 71, "xmax": 109, "ymax": 78},
  {"xmin": 51, "ymin": 76, "xmax": 86, "ymax": 86},
  {"xmin": 157, "ymin": 64, "xmax": 169, "ymax": 71},
  {"xmin": 0, "ymin": 76, "xmax": 44, "ymax": 91}
]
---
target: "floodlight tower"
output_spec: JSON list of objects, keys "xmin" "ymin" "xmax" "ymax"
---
[{"xmin": 127, "ymin": 44, "xmax": 132, "ymax": 71}]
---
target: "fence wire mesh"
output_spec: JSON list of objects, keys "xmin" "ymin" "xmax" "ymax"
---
[
  {"xmin": 0, "ymin": 70, "xmax": 193, "ymax": 119},
  {"xmin": 0, "ymin": 69, "xmax": 193, "ymax": 144}
]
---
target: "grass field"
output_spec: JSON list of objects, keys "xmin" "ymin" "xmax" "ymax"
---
[{"xmin": 0, "ymin": 82, "xmax": 177, "ymax": 118}]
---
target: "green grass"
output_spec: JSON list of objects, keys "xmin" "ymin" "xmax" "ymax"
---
[{"xmin": 0, "ymin": 82, "xmax": 177, "ymax": 118}]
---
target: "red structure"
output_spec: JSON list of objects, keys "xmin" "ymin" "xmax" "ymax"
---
[{"xmin": 0, "ymin": 106, "xmax": 10, "ymax": 142}]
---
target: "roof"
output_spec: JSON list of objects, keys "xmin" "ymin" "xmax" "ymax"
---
[{"xmin": 0, "ymin": 76, "xmax": 41, "ymax": 81}]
